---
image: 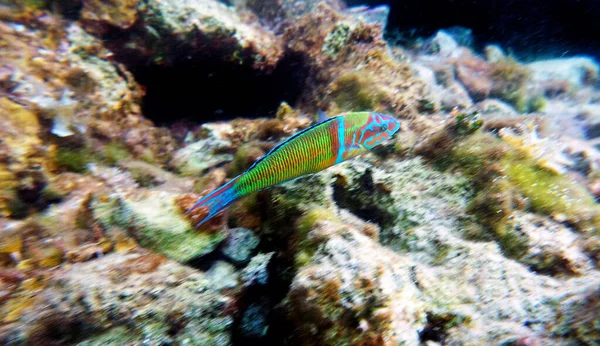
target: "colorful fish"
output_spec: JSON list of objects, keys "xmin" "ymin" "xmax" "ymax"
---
[{"xmin": 188, "ymin": 111, "xmax": 401, "ymax": 226}]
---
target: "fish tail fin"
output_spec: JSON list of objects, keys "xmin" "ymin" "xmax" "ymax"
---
[{"xmin": 187, "ymin": 176, "xmax": 241, "ymax": 227}]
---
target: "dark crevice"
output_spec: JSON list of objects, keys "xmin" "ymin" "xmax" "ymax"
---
[
  {"xmin": 332, "ymin": 169, "xmax": 396, "ymax": 230},
  {"xmin": 126, "ymin": 52, "xmax": 310, "ymax": 126}
]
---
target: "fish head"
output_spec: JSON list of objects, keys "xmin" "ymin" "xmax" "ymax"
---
[{"xmin": 360, "ymin": 113, "xmax": 401, "ymax": 150}]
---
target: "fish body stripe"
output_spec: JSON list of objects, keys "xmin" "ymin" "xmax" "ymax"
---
[
  {"xmin": 234, "ymin": 118, "xmax": 337, "ymax": 198},
  {"xmin": 335, "ymin": 116, "xmax": 345, "ymax": 165}
]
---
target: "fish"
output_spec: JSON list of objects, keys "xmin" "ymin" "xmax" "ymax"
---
[{"xmin": 187, "ymin": 111, "xmax": 401, "ymax": 226}]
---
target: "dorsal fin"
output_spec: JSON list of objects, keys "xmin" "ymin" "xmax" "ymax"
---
[
  {"xmin": 244, "ymin": 116, "xmax": 338, "ymax": 173},
  {"xmin": 317, "ymin": 110, "xmax": 329, "ymax": 123}
]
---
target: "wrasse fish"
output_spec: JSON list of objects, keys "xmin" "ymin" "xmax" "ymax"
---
[{"xmin": 188, "ymin": 111, "xmax": 401, "ymax": 226}]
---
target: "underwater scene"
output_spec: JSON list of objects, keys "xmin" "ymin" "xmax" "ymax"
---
[{"xmin": 0, "ymin": 0, "xmax": 599, "ymax": 345}]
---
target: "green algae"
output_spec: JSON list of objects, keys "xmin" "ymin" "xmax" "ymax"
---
[
  {"xmin": 103, "ymin": 142, "xmax": 131, "ymax": 166},
  {"xmin": 505, "ymin": 157, "xmax": 596, "ymax": 216},
  {"xmin": 489, "ymin": 57, "xmax": 532, "ymax": 112},
  {"xmin": 528, "ymin": 95, "xmax": 547, "ymax": 112},
  {"xmin": 454, "ymin": 112, "xmax": 484, "ymax": 136},
  {"xmin": 297, "ymin": 208, "xmax": 340, "ymax": 235},
  {"xmin": 78, "ymin": 326, "xmax": 140, "ymax": 346},
  {"xmin": 445, "ymin": 132, "xmax": 600, "ymax": 256},
  {"xmin": 55, "ymin": 147, "xmax": 95, "ymax": 173},
  {"xmin": 295, "ymin": 208, "xmax": 341, "ymax": 268},
  {"xmin": 332, "ymin": 71, "xmax": 385, "ymax": 111}
]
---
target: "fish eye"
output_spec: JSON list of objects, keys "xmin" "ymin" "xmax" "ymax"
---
[{"xmin": 381, "ymin": 124, "xmax": 388, "ymax": 131}]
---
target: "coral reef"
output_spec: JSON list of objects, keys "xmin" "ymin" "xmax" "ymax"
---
[{"xmin": 1, "ymin": 1, "xmax": 600, "ymax": 345}]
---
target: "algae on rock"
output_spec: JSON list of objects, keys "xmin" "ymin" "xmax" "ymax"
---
[{"xmin": 93, "ymin": 190, "xmax": 226, "ymax": 262}]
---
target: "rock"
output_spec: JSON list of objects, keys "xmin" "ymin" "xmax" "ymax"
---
[
  {"xmin": 271, "ymin": 150, "xmax": 600, "ymax": 345},
  {"xmin": 428, "ymin": 30, "xmax": 459, "ymax": 57},
  {"xmin": 550, "ymin": 285, "xmax": 600, "ymax": 344},
  {"xmin": 330, "ymin": 158, "xmax": 472, "ymax": 252},
  {"xmin": 170, "ymin": 137, "xmax": 234, "ymax": 176},
  {"xmin": 343, "ymin": 5, "xmax": 390, "ymax": 31},
  {"xmin": 93, "ymin": 190, "xmax": 226, "ymax": 262},
  {"xmin": 0, "ymin": 97, "xmax": 45, "ymax": 217},
  {"xmin": 440, "ymin": 81, "xmax": 474, "ymax": 110},
  {"xmin": 484, "ymin": 44, "xmax": 506, "ymax": 63},
  {"xmin": 475, "ymin": 98, "xmax": 519, "ymax": 116},
  {"xmin": 528, "ymin": 56, "xmax": 599, "ymax": 88},
  {"xmin": 455, "ymin": 52, "xmax": 493, "ymax": 101},
  {"xmin": 91, "ymin": 0, "xmax": 284, "ymax": 69},
  {"xmin": 578, "ymin": 103, "xmax": 600, "ymax": 139},
  {"xmin": 0, "ymin": 18, "xmax": 176, "ymax": 167},
  {"xmin": 241, "ymin": 252, "xmax": 273, "ymax": 287},
  {"xmin": 80, "ymin": 0, "xmax": 141, "ymax": 32},
  {"xmin": 283, "ymin": 223, "xmax": 427, "ymax": 345},
  {"xmin": 221, "ymin": 227, "xmax": 260, "ymax": 264},
  {"xmin": 238, "ymin": 298, "xmax": 270, "ymax": 339},
  {"xmin": 512, "ymin": 212, "xmax": 594, "ymax": 276},
  {"xmin": 234, "ymin": 0, "xmax": 345, "ymax": 28},
  {"xmin": 0, "ymin": 252, "xmax": 234, "ymax": 345},
  {"xmin": 412, "ymin": 62, "xmax": 472, "ymax": 110},
  {"xmin": 282, "ymin": 3, "xmax": 429, "ymax": 118},
  {"xmin": 442, "ymin": 26, "xmax": 474, "ymax": 47},
  {"xmin": 205, "ymin": 261, "xmax": 241, "ymax": 291}
]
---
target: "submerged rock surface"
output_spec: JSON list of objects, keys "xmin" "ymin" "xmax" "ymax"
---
[{"xmin": 0, "ymin": 0, "xmax": 599, "ymax": 345}]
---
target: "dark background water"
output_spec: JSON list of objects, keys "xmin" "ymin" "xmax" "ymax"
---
[{"xmin": 350, "ymin": 0, "xmax": 600, "ymax": 61}]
